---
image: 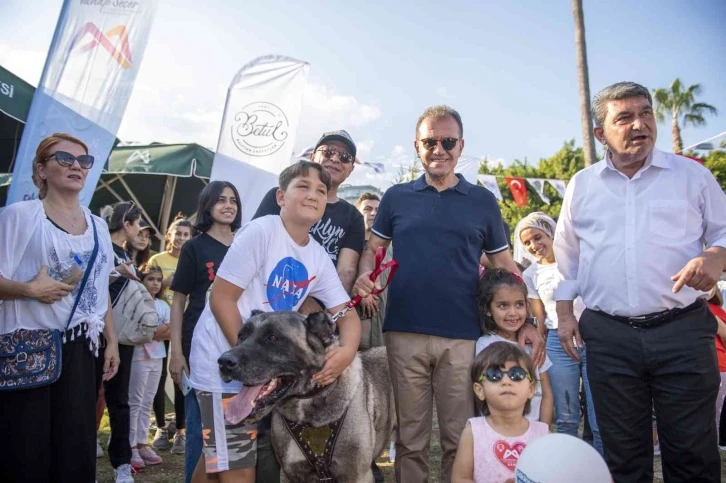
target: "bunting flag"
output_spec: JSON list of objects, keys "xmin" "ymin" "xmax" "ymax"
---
[
  {"xmin": 548, "ymin": 179, "xmax": 567, "ymax": 198},
  {"xmin": 526, "ymin": 178, "xmax": 550, "ymax": 204},
  {"xmin": 505, "ymin": 177, "xmax": 528, "ymax": 207},
  {"xmin": 477, "ymin": 174, "xmax": 503, "ymax": 201},
  {"xmin": 362, "ymin": 161, "xmax": 385, "ymax": 173}
]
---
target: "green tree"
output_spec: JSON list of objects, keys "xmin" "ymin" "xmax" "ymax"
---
[
  {"xmin": 478, "ymin": 140, "xmax": 585, "ymax": 242},
  {"xmin": 703, "ymin": 149, "xmax": 726, "ymax": 192},
  {"xmin": 652, "ymin": 79, "xmax": 718, "ymax": 154}
]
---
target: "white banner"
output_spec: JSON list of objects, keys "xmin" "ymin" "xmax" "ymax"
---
[
  {"xmin": 211, "ymin": 55, "xmax": 310, "ymax": 223},
  {"xmin": 7, "ymin": 0, "xmax": 158, "ymax": 205},
  {"xmin": 457, "ymin": 155, "xmax": 483, "ymax": 184},
  {"xmin": 548, "ymin": 179, "xmax": 567, "ymax": 198},
  {"xmin": 477, "ymin": 174, "xmax": 503, "ymax": 201},
  {"xmin": 526, "ymin": 178, "xmax": 550, "ymax": 204}
]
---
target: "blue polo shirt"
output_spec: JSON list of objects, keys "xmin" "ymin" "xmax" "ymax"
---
[{"xmin": 372, "ymin": 174, "xmax": 509, "ymax": 340}]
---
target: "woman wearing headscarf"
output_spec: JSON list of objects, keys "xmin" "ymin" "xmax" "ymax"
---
[{"xmin": 517, "ymin": 212, "xmax": 602, "ymax": 455}]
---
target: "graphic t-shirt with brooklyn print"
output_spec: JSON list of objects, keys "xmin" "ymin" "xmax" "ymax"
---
[{"xmin": 252, "ymin": 187, "xmax": 366, "ymax": 266}]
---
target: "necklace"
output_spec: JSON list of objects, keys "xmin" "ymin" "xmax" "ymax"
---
[{"xmin": 44, "ymin": 200, "xmax": 84, "ymax": 228}]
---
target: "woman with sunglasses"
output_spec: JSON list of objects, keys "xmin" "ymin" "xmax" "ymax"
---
[
  {"xmin": 0, "ymin": 133, "xmax": 120, "ymax": 482},
  {"xmin": 99, "ymin": 200, "xmax": 144, "ymax": 482}
]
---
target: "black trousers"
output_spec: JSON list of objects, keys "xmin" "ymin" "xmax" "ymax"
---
[
  {"xmin": 152, "ymin": 341, "xmax": 185, "ymax": 430},
  {"xmin": 96, "ymin": 342, "xmax": 134, "ymax": 469},
  {"xmin": 0, "ymin": 332, "xmax": 97, "ymax": 482},
  {"xmin": 580, "ymin": 302, "xmax": 721, "ymax": 483}
]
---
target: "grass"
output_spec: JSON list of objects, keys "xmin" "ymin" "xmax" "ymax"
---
[{"xmin": 96, "ymin": 403, "xmax": 725, "ymax": 482}]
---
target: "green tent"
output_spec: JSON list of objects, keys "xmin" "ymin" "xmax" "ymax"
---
[
  {"xmin": 0, "ymin": 65, "xmax": 34, "ymax": 175},
  {"xmin": 89, "ymin": 143, "xmax": 213, "ymax": 243}
]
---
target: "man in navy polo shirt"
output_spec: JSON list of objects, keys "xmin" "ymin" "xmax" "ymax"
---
[{"xmin": 355, "ymin": 105, "xmax": 544, "ymax": 483}]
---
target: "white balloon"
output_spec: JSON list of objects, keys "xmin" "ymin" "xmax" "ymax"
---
[{"xmin": 515, "ymin": 434, "xmax": 611, "ymax": 483}]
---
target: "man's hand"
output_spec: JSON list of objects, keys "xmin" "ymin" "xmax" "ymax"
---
[
  {"xmin": 671, "ymin": 251, "xmax": 724, "ymax": 293},
  {"xmin": 354, "ymin": 272, "xmax": 382, "ymax": 298},
  {"xmin": 311, "ymin": 345, "xmax": 356, "ymax": 386},
  {"xmin": 27, "ymin": 266, "xmax": 73, "ymax": 303},
  {"xmin": 102, "ymin": 338, "xmax": 120, "ymax": 381},
  {"xmin": 517, "ymin": 322, "xmax": 545, "ymax": 367},
  {"xmin": 169, "ymin": 352, "xmax": 189, "ymax": 386},
  {"xmin": 359, "ymin": 295, "xmax": 379, "ymax": 319},
  {"xmin": 557, "ymin": 313, "xmax": 582, "ymax": 361}
]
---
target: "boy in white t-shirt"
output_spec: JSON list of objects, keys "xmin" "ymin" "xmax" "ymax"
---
[{"xmin": 189, "ymin": 161, "xmax": 361, "ymax": 481}]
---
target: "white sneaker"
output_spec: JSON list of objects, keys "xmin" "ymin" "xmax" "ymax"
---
[
  {"xmin": 96, "ymin": 438, "xmax": 103, "ymax": 458},
  {"xmin": 389, "ymin": 441, "xmax": 396, "ymax": 463},
  {"xmin": 114, "ymin": 464, "xmax": 135, "ymax": 483},
  {"xmin": 130, "ymin": 449, "xmax": 146, "ymax": 469}
]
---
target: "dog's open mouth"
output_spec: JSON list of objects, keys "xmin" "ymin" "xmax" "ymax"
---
[{"xmin": 224, "ymin": 375, "xmax": 295, "ymax": 424}]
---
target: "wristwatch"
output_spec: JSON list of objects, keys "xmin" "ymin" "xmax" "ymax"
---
[{"xmin": 525, "ymin": 317, "xmax": 538, "ymax": 328}]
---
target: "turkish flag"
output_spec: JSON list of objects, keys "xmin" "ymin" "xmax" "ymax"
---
[{"xmin": 505, "ymin": 177, "xmax": 528, "ymax": 207}]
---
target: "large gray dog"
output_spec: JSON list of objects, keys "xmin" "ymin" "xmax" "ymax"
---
[{"xmin": 218, "ymin": 310, "xmax": 394, "ymax": 483}]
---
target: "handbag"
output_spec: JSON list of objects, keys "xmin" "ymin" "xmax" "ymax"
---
[
  {"xmin": 111, "ymin": 277, "xmax": 159, "ymax": 346},
  {"xmin": 0, "ymin": 218, "xmax": 99, "ymax": 391}
]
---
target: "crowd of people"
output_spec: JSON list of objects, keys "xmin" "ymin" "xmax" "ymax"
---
[{"xmin": 0, "ymin": 80, "xmax": 725, "ymax": 483}]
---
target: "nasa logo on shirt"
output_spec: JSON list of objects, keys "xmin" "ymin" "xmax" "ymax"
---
[{"xmin": 265, "ymin": 257, "xmax": 315, "ymax": 311}]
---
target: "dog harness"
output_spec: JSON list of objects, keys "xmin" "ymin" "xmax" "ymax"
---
[{"xmin": 282, "ymin": 406, "xmax": 349, "ymax": 483}]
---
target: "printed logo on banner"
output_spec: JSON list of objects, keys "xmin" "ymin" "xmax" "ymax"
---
[
  {"xmin": 264, "ymin": 257, "xmax": 315, "ymax": 311},
  {"xmin": 126, "ymin": 149, "xmax": 151, "ymax": 164},
  {"xmin": 72, "ymin": 23, "xmax": 133, "ymax": 69},
  {"xmin": 231, "ymin": 102, "xmax": 290, "ymax": 157}
]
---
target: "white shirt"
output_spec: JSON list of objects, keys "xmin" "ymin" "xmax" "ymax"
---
[
  {"xmin": 190, "ymin": 216, "xmax": 350, "ymax": 393},
  {"xmin": 554, "ymin": 148, "xmax": 726, "ymax": 316},
  {"xmin": 523, "ymin": 262, "xmax": 584, "ymax": 329},
  {"xmin": 133, "ymin": 299, "xmax": 170, "ymax": 361},
  {"xmin": 0, "ymin": 200, "xmax": 114, "ymax": 351},
  {"xmin": 475, "ymin": 334, "xmax": 552, "ymax": 422}
]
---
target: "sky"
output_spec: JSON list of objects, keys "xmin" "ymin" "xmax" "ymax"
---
[{"xmin": 1, "ymin": 0, "xmax": 725, "ymax": 190}]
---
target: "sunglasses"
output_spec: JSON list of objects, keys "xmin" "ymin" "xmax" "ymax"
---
[
  {"xmin": 316, "ymin": 146, "xmax": 354, "ymax": 165},
  {"xmin": 479, "ymin": 366, "xmax": 532, "ymax": 383},
  {"xmin": 123, "ymin": 201, "xmax": 136, "ymax": 222},
  {"xmin": 419, "ymin": 137, "xmax": 460, "ymax": 151},
  {"xmin": 45, "ymin": 151, "xmax": 95, "ymax": 169}
]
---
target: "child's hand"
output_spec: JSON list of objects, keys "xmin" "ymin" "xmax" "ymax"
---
[{"xmin": 311, "ymin": 346, "xmax": 356, "ymax": 386}]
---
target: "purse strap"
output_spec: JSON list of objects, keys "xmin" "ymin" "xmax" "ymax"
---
[{"xmin": 65, "ymin": 217, "xmax": 99, "ymax": 331}]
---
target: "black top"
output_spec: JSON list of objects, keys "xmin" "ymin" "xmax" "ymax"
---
[
  {"xmin": 252, "ymin": 187, "xmax": 366, "ymax": 267},
  {"xmin": 109, "ymin": 243, "xmax": 135, "ymax": 303},
  {"xmin": 170, "ymin": 233, "xmax": 230, "ymax": 361}
]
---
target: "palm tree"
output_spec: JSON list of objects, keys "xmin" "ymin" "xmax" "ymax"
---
[
  {"xmin": 653, "ymin": 79, "xmax": 718, "ymax": 154},
  {"xmin": 571, "ymin": 0, "xmax": 597, "ymax": 167}
]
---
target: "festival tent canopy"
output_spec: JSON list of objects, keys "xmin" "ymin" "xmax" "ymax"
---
[
  {"xmin": 89, "ymin": 143, "xmax": 214, "ymax": 242},
  {"xmin": 0, "ymin": 64, "xmax": 34, "ymax": 175}
]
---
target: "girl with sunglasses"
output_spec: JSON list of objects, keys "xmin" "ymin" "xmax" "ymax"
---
[
  {"xmin": 475, "ymin": 269, "xmax": 553, "ymax": 425},
  {"xmin": 452, "ymin": 342, "xmax": 549, "ymax": 483}
]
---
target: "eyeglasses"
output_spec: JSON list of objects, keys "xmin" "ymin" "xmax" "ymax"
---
[
  {"xmin": 479, "ymin": 366, "xmax": 532, "ymax": 383},
  {"xmin": 45, "ymin": 151, "xmax": 95, "ymax": 169},
  {"xmin": 419, "ymin": 137, "xmax": 460, "ymax": 151},
  {"xmin": 315, "ymin": 146, "xmax": 354, "ymax": 165}
]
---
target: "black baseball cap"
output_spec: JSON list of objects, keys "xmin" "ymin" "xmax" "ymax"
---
[
  {"xmin": 139, "ymin": 219, "xmax": 157, "ymax": 236},
  {"xmin": 314, "ymin": 130, "xmax": 357, "ymax": 159}
]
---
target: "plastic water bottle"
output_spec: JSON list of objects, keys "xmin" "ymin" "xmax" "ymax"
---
[{"xmin": 58, "ymin": 254, "xmax": 84, "ymax": 285}]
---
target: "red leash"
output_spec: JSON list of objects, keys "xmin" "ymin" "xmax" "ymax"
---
[{"xmin": 329, "ymin": 246, "xmax": 398, "ymax": 323}]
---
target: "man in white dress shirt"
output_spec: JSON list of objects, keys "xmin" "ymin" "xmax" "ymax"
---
[{"xmin": 554, "ymin": 81, "xmax": 726, "ymax": 483}]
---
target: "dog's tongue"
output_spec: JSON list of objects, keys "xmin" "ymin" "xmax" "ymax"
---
[{"xmin": 225, "ymin": 385, "xmax": 263, "ymax": 425}]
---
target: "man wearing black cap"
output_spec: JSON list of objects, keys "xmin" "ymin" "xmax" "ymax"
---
[
  {"xmin": 251, "ymin": 130, "xmax": 370, "ymax": 483},
  {"xmin": 253, "ymin": 129, "xmax": 365, "ymax": 297}
]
